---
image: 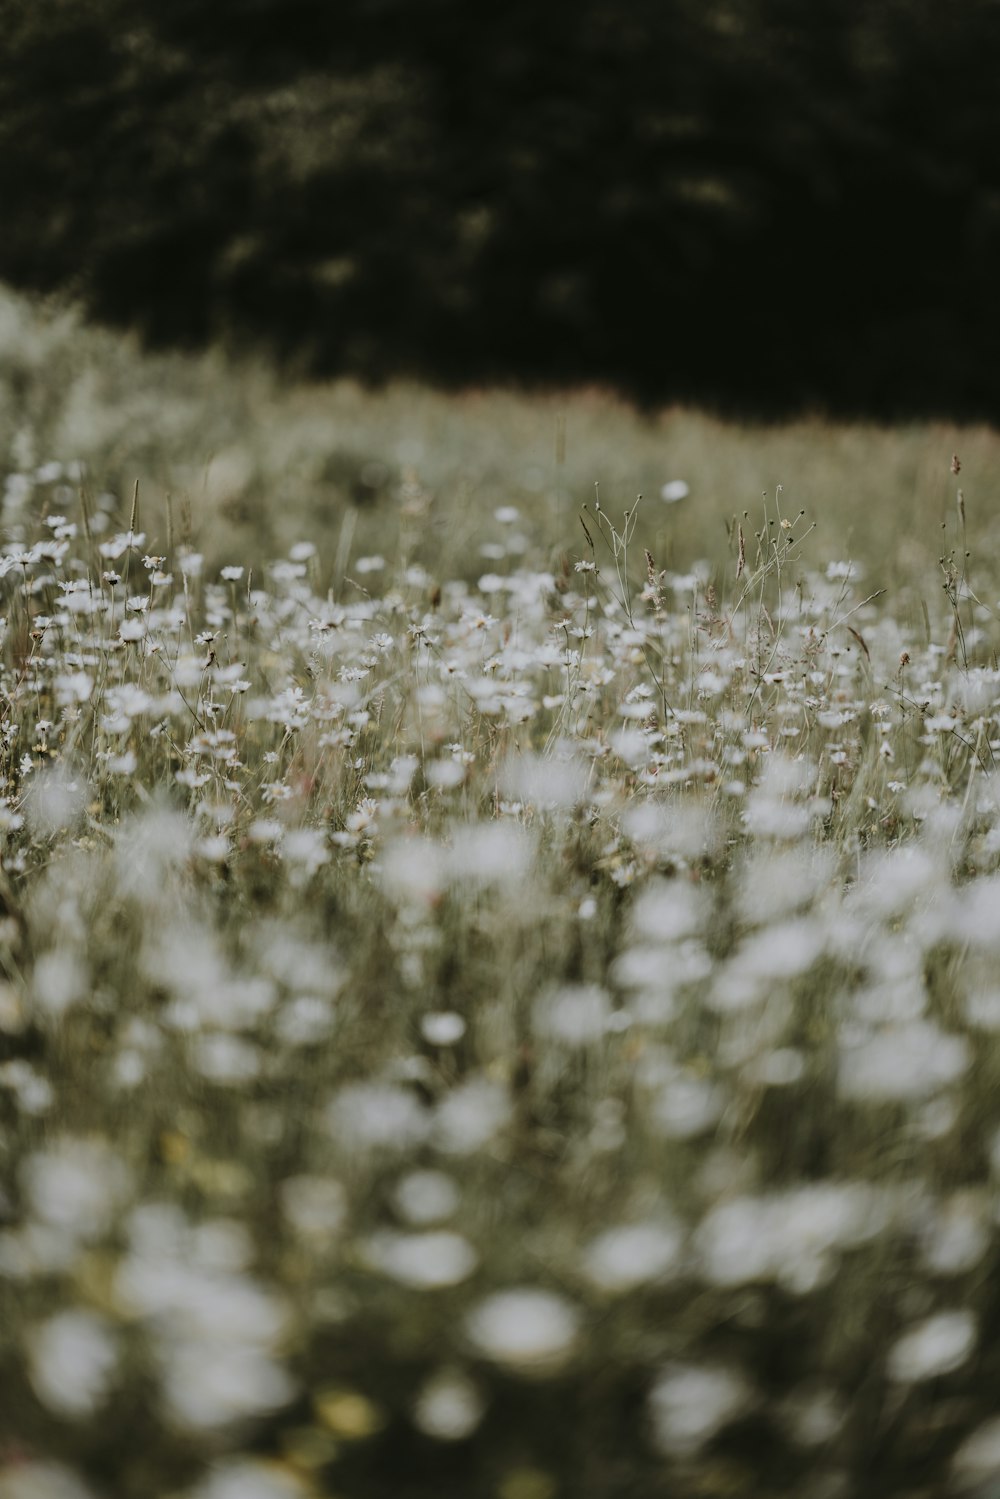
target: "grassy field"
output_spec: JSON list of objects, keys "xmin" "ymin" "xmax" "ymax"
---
[{"xmin": 3, "ymin": 285, "xmax": 1000, "ymax": 1498}]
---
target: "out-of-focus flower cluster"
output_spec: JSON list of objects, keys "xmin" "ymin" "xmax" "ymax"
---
[{"xmin": 3, "ymin": 478, "xmax": 1000, "ymax": 1497}]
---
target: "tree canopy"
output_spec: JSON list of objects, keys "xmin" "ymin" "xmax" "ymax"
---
[{"xmin": 3, "ymin": 0, "xmax": 999, "ymax": 416}]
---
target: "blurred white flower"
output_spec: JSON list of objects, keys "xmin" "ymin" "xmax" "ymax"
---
[
  {"xmin": 434, "ymin": 1077, "xmax": 511, "ymax": 1155},
  {"xmin": 887, "ymin": 1311, "xmax": 975, "ymax": 1383},
  {"xmin": 0, "ymin": 1060, "xmax": 53, "ymax": 1115},
  {"xmin": 500, "ymin": 751, "xmax": 590, "ymax": 811},
  {"xmin": 413, "ymin": 1367, "xmax": 485, "ymax": 1440},
  {"xmin": 582, "ymin": 1220, "xmax": 683, "ymax": 1293},
  {"xmin": 275, "ymin": 993, "xmax": 334, "ymax": 1047},
  {"xmin": 393, "ymin": 1170, "xmax": 460, "ymax": 1225},
  {"xmin": 917, "ymin": 1193, "xmax": 990, "ymax": 1276},
  {"xmin": 660, "ymin": 480, "xmax": 690, "ymax": 503},
  {"xmin": 114, "ymin": 1208, "xmax": 295, "ymax": 1431},
  {"xmin": 283, "ymin": 827, "xmax": 330, "ymax": 876},
  {"xmin": 649, "ymin": 1364, "xmax": 751, "ymax": 1454},
  {"xmin": 421, "ymin": 1011, "xmax": 466, "ymax": 1045},
  {"xmin": 779, "ymin": 1385, "xmax": 846, "ymax": 1448},
  {"xmin": 23, "ymin": 768, "xmax": 87, "ymax": 838},
  {"xmin": 31, "ymin": 950, "xmax": 87, "ymax": 1018},
  {"xmin": 839, "ymin": 1021, "xmax": 969, "ymax": 1103},
  {"xmin": 193, "ymin": 1034, "xmax": 260, "ymax": 1084},
  {"xmin": 280, "ymin": 1175, "xmax": 346, "ymax": 1241},
  {"xmin": 380, "ymin": 836, "xmax": 445, "ymax": 906},
  {"xmin": 535, "ymin": 981, "xmax": 611, "ymax": 1043},
  {"xmin": 327, "ymin": 1083, "xmax": 429, "ymax": 1154},
  {"xmin": 466, "ymin": 1289, "xmax": 581, "ymax": 1372},
  {"xmin": 161, "ymin": 1342, "xmax": 295, "ymax": 1430},
  {"xmin": 23, "ymin": 1138, "xmax": 130, "ymax": 1242},
  {"xmin": 734, "ymin": 918, "xmax": 825, "ymax": 982},
  {"xmin": 362, "ymin": 1230, "xmax": 477, "ymax": 1289},
  {"xmin": 695, "ymin": 1182, "xmax": 884, "ymax": 1291},
  {"xmin": 27, "ymin": 1310, "xmax": 118, "ymax": 1418},
  {"xmin": 650, "ymin": 1076, "xmax": 724, "ymax": 1140},
  {"xmin": 952, "ymin": 1417, "xmax": 1000, "ymax": 1486},
  {"xmin": 447, "ymin": 823, "xmax": 534, "ymax": 886},
  {"xmin": 186, "ymin": 1463, "xmax": 307, "ymax": 1499}
]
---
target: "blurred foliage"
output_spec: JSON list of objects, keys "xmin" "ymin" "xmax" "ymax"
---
[{"xmin": 2, "ymin": 0, "xmax": 1000, "ymax": 415}]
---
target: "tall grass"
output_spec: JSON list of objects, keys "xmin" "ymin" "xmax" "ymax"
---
[{"xmin": 2, "ymin": 286, "xmax": 1000, "ymax": 1497}]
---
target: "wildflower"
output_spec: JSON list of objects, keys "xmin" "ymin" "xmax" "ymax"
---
[
  {"xmin": 433, "ymin": 1077, "xmax": 511, "ymax": 1154},
  {"xmin": 327, "ymin": 1083, "xmax": 429, "ymax": 1154},
  {"xmin": 534, "ymin": 984, "xmax": 612, "ymax": 1046},
  {"xmin": 362, "ymin": 1230, "xmax": 477, "ymax": 1289},
  {"xmin": 394, "ymin": 1171, "xmax": 460, "ymax": 1225},
  {"xmin": 421, "ymin": 1011, "xmax": 466, "ymax": 1045},
  {"xmin": 839, "ymin": 1021, "xmax": 969, "ymax": 1103},
  {"xmin": 27, "ymin": 1311, "xmax": 119, "ymax": 1418},
  {"xmin": 649, "ymin": 1364, "xmax": 751, "ymax": 1454},
  {"xmin": 98, "ymin": 530, "xmax": 146, "ymax": 561},
  {"xmin": 280, "ymin": 1176, "xmax": 346, "ymax": 1240},
  {"xmin": 466, "ymin": 1290, "xmax": 580, "ymax": 1372},
  {"xmin": 887, "ymin": 1312, "xmax": 975, "ymax": 1383},
  {"xmin": 660, "ymin": 480, "xmax": 690, "ymax": 503},
  {"xmin": 413, "ymin": 1368, "xmax": 484, "ymax": 1441},
  {"xmin": 582, "ymin": 1220, "xmax": 683, "ymax": 1292}
]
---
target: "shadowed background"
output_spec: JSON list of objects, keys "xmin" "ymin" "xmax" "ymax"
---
[{"xmin": 3, "ymin": 0, "xmax": 1000, "ymax": 419}]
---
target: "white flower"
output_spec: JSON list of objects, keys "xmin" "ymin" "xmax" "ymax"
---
[
  {"xmin": 393, "ymin": 1171, "xmax": 460, "ymax": 1225},
  {"xmin": 534, "ymin": 984, "xmax": 612, "ymax": 1046},
  {"xmin": 839, "ymin": 1021, "xmax": 969, "ymax": 1103},
  {"xmin": 649, "ymin": 1364, "xmax": 751, "ymax": 1453},
  {"xmin": 952, "ymin": 1417, "xmax": 1000, "ymax": 1485},
  {"xmin": 27, "ymin": 1310, "xmax": 119, "ymax": 1418},
  {"xmin": 22, "ymin": 1138, "xmax": 131, "ymax": 1240},
  {"xmin": 413, "ymin": 1368, "xmax": 484, "ymax": 1441},
  {"xmin": 421, "ymin": 1011, "xmax": 466, "ymax": 1045},
  {"xmin": 327, "ymin": 1083, "xmax": 429, "ymax": 1154},
  {"xmin": 582, "ymin": 1220, "xmax": 683, "ymax": 1292},
  {"xmin": 434, "ymin": 1077, "xmax": 511, "ymax": 1155},
  {"xmin": 887, "ymin": 1311, "xmax": 976, "ymax": 1383},
  {"xmin": 466, "ymin": 1289, "xmax": 581, "ymax": 1371},
  {"xmin": 280, "ymin": 1176, "xmax": 346, "ymax": 1241},
  {"xmin": 660, "ymin": 480, "xmax": 689, "ymax": 503},
  {"xmin": 363, "ymin": 1230, "xmax": 477, "ymax": 1289},
  {"xmin": 98, "ymin": 530, "xmax": 146, "ymax": 560},
  {"xmin": 187, "ymin": 1463, "xmax": 307, "ymax": 1499}
]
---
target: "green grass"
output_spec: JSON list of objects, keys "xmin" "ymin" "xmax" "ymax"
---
[
  {"xmin": 4, "ymin": 281, "xmax": 1000, "ymax": 586},
  {"xmin": 3, "ymin": 284, "xmax": 1000, "ymax": 1498}
]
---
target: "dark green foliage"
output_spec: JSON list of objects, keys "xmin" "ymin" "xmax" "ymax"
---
[{"xmin": 3, "ymin": 0, "xmax": 1000, "ymax": 415}]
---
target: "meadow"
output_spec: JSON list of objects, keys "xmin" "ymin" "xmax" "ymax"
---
[{"xmin": 3, "ymin": 284, "xmax": 1000, "ymax": 1498}]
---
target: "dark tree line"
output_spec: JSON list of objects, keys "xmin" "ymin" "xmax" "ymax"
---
[{"xmin": 2, "ymin": 0, "xmax": 999, "ymax": 417}]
